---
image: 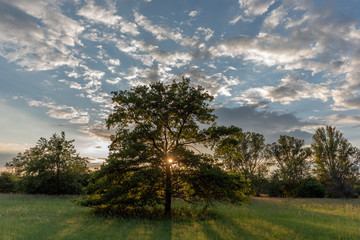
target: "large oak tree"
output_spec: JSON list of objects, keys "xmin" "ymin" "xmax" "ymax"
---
[{"xmin": 80, "ymin": 78, "xmax": 248, "ymax": 217}]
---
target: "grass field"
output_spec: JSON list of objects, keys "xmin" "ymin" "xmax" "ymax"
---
[{"xmin": 1, "ymin": 194, "xmax": 360, "ymax": 240}]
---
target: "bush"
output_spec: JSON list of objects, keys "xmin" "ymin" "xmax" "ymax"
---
[
  {"xmin": 265, "ymin": 175, "xmax": 285, "ymax": 197},
  {"xmin": 354, "ymin": 185, "xmax": 360, "ymax": 198},
  {"xmin": 21, "ymin": 172, "xmax": 90, "ymax": 194},
  {"xmin": 296, "ymin": 178, "xmax": 326, "ymax": 198},
  {"xmin": 0, "ymin": 172, "xmax": 18, "ymax": 193}
]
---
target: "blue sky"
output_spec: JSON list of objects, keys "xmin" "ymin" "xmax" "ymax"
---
[{"xmin": 1, "ymin": 0, "xmax": 360, "ymax": 166}]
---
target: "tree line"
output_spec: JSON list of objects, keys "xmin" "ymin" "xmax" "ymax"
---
[
  {"xmin": 217, "ymin": 126, "xmax": 360, "ymax": 198},
  {"xmin": 1, "ymin": 78, "xmax": 359, "ymax": 217}
]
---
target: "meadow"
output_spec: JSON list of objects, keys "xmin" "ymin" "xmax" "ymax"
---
[{"xmin": 1, "ymin": 194, "xmax": 360, "ymax": 240}]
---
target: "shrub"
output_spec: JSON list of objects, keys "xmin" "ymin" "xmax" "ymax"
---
[
  {"xmin": 266, "ymin": 175, "xmax": 285, "ymax": 197},
  {"xmin": 0, "ymin": 172, "xmax": 18, "ymax": 193},
  {"xmin": 296, "ymin": 178, "xmax": 326, "ymax": 198}
]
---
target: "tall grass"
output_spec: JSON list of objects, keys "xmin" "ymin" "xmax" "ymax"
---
[{"xmin": 1, "ymin": 194, "xmax": 360, "ymax": 239}]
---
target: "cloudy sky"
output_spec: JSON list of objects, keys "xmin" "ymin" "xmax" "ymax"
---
[{"xmin": 1, "ymin": 0, "xmax": 360, "ymax": 166}]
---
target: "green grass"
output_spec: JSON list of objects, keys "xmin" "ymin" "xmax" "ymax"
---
[{"xmin": 1, "ymin": 194, "xmax": 360, "ymax": 240}]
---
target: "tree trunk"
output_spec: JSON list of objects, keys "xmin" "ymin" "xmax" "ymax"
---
[{"xmin": 165, "ymin": 161, "xmax": 172, "ymax": 218}]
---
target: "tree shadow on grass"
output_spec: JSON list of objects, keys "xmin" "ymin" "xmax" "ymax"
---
[
  {"xmin": 77, "ymin": 206, "xmax": 220, "ymax": 240},
  {"xmin": 200, "ymin": 214, "xmax": 269, "ymax": 240},
  {"xmin": 259, "ymin": 207, "xmax": 360, "ymax": 239},
  {"xmin": 89, "ymin": 204, "xmax": 219, "ymax": 221},
  {"xmin": 50, "ymin": 210, "xmax": 147, "ymax": 240},
  {"xmin": 234, "ymin": 198, "xmax": 360, "ymax": 240},
  {"xmin": 150, "ymin": 219, "xmax": 173, "ymax": 240}
]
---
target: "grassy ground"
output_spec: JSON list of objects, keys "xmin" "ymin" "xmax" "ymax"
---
[{"xmin": 1, "ymin": 194, "xmax": 360, "ymax": 240}]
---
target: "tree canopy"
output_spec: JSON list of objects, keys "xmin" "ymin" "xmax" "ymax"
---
[
  {"xmin": 80, "ymin": 78, "xmax": 248, "ymax": 217},
  {"xmin": 6, "ymin": 132, "xmax": 89, "ymax": 194},
  {"xmin": 214, "ymin": 130, "xmax": 269, "ymax": 196},
  {"xmin": 312, "ymin": 125, "xmax": 360, "ymax": 197},
  {"xmin": 268, "ymin": 135, "xmax": 312, "ymax": 197}
]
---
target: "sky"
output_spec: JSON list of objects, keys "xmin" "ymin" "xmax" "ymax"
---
[{"xmin": 1, "ymin": 0, "xmax": 360, "ymax": 167}]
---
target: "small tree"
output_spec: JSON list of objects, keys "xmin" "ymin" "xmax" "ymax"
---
[
  {"xmin": 311, "ymin": 126, "xmax": 359, "ymax": 197},
  {"xmin": 80, "ymin": 78, "xmax": 248, "ymax": 217},
  {"xmin": 215, "ymin": 131, "xmax": 269, "ymax": 196},
  {"xmin": 6, "ymin": 132, "xmax": 89, "ymax": 194},
  {"xmin": 268, "ymin": 135, "xmax": 311, "ymax": 197}
]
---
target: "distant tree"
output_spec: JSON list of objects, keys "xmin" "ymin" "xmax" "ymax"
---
[
  {"xmin": 311, "ymin": 126, "xmax": 360, "ymax": 197},
  {"xmin": 214, "ymin": 131, "xmax": 270, "ymax": 196},
  {"xmin": 268, "ymin": 135, "xmax": 312, "ymax": 197},
  {"xmin": 6, "ymin": 132, "xmax": 89, "ymax": 194},
  {"xmin": 80, "ymin": 78, "xmax": 249, "ymax": 217}
]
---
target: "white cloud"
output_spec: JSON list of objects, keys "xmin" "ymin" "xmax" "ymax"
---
[
  {"xmin": 239, "ymin": 0, "xmax": 275, "ymax": 17},
  {"xmin": 86, "ymin": 92, "xmax": 111, "ymax": 104},
  {"xmin": 124, "ymin": 65, "xmax": 175, "ymax": 86},
  {"xmin": 229, "ymin": 15, "xmax": 242, "ymax": 25},
  {"xmin": 233, "ymin": 74, "xmax": 330, "ymax": 105},
  {"xmin": 134, "ymin": 11, "xmax": 197, "ymax": 46},
  {"xmin": 27, "ymin": 99, "xmax": 89, "ymax": 124},
  {"xmin": 0, "ymin": 0, "xmax": 83, "ymax": 71},
  {"xmin": 83, "ymin": 68, "xmax": 105, "ymax": 81},
  {"xmin": 77, "ymin": 1, "xmax": 139, "ymax": 36},
  {"xmin": 116, "ymin": 39, "xmax": 192, "ymax": 68},
  {"xmin": 313, "ymin": 114, "xmax": 360, "ymax": 125},
  {"xmin": 196, "ymin": 27, "xmax": 214, "ymax": 41},
  {"xmin": 0, "ymin": 142, "xmax": 31, "ymax": 154},
  {"xmin": 109, "ymin": 59, "xmax": 120, "ymax": 66},
  {"xmin": 211, "ymin": 33, "xmax": 317, "ymax": 68},
  {"xmin": 332, "ymin": 88, "xmax": 360, "ymax": 111},
  {"xmin": 188, "ymin": 11, "xmax": 199, "ymax": 17},
  {"xmin": 224, "ymin": 66, "xmax": 237, "ymax": 73},
  {"xmin": 106, "ymin": 77, "xmax": 122, "ymax": 85},
  {"xmin": 263, "ymin": 5, "xmax": 287, "ymax": 29},
  {"xmin": 79, "ymin": 120, "xmax": 113, "ymax": 141},
  {"xmin": 59, "ymin": 79, "xmax": 84, "ymax": 90},
  {"xmin": 65, "ymin": 71, "xmax": 81, "ymax": 79},
  {"xmin": 183, "ymin": 66, "xmax": 239, "ymax": 97},
  {"xmin": 207, "ymin": 4, "xmax": 360, "ymax": 111}
]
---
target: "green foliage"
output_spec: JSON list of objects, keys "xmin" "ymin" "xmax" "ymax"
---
[
  {"xmin": 266, "ymin": 174, "xmax": 285, "ymax": 197},
  {"xmin": 268, "ymin": 135, "xmax": 312, "ymax": 197},
  {"xmin": 0, "ymin": 171, "xmax": 19, "ymax": 193},
  {"xmin": 214, "ymin": 130, "xmax": 270, "ymax": 196},
  {"xmin": 179, "ymin": 165, "xmax": 250, "ymax": 205},
  {"xmin": 6, "ymin": 132, "xmax": 89, "ymax": 194},
  {"xmin": 355, "ymin": 185, "xmax": 360, "ymax": 198},
  {"xmin": 79, "ymin": 78, "xmax": 249, "ymax": 216},
  {"xmin": 296, "ymin": 178, "xmax": 326, "ymax": 198},
  {"xmin": 311, "ymin": 125, "xmax": 360, "ymax": 198},
  {"xmin": 213, "ymin": 127, "xmax": 244, "ymax": 171}
]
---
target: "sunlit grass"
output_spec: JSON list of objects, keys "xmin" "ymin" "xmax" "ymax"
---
[{"xmin": 1, "ymin": 194, "xmax": 360, "ymax": 239}]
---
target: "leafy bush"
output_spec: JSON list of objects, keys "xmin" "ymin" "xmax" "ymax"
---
[
  {"xmin": 266, "ymin": 175, "xmax": 285, "ymax": 197},
  {"xmin": 354, "ymin": 185, "xmax": 360, "ymax": 198},
  {"xmin": 296, "ymin": 178, "xmax": 326, "ymax": 198},
  {"xmin": 0, "ymin": 172, "xmax": 18, "ymax": 193}
]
